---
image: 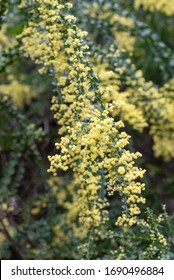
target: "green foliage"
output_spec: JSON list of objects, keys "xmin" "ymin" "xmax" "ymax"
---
[{"xmin": 0, "ymin": 0, "xmax": 174, "ymax": 260}]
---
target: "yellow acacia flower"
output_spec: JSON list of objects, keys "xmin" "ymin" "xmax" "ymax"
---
[
  {"xmin": 93, "ymin": 59, "xmax": 148, "ymax": 132},
  {"xmin": 112, "ymin": 31, "xmax": 136, "ymax": 52},
  {"xmin": 134, "ymin": 0, "xmax": 174, "ymax": 16},
  {"xmin": 19, "ymin": 0, "xmax": 146, "ymax": 236},
  {"xmin": 0, "ymin": 74, "xmax": 33, "ymax": 107},
  {"xmin": 126, "ymin": 69, "xmax": 174, "ymax": 161},
  {"xmin": 85, "ymin": 2, "xmax": 134, "ymax": 28},
  {"xmin": 0, "ymin": 24, "xmax": 17, "ymax": 51}
]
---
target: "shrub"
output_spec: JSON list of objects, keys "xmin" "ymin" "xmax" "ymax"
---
[{"xmin": 0, "ymin": 0, "xmax": 174, "ymax": 259}]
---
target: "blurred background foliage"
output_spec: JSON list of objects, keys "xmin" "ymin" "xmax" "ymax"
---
[{"xmin": 0, "ymin": 0, "xmax": 174, "ymax": 259}]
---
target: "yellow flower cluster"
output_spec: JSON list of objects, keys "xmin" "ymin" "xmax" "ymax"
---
[
  {"xmin": 0, "ymin": 202, "xmax": 14, "ymax": 214},
  {"xmin": 81, "ymin": 0, "xmax": 174, "ymax": 162},
  {"xmin": 134, "ymin": 0, "xmax": 174, "ymax": 16},
  {"xmin": 49, "ymin": 175, "xmax": 91, "ymax": 239},
  {"xmin": 93, "ymin": 49, "xmax": 174, "ymax": 161},
  {"xmin": 126, "ymin": 70, "xmax": 174, "ymax": 161},
  {"xmin": 84, "ymin": 2, "xmax": 135, "ymax": 52},
  {"xmin": 31, "ymin": 197, "xmax": 48, "ymax": 216},
  {"xmin": 112, "ymin": 31, "xmax": 136, "ymax": 52},
  {"xmin": 19, "ymin": 0, "xmax": 146, "ymax": 235},
  {"xmin": 150, "ymin": 230, "xmax": 167, "ymax": 246},
  {"xmin": 0, "ymin": 24, "xmax": 17, "ymax": 51},
  {"xmin": 0, "ymin": 10, "xmax": 37, "ymax": 108},
  {"xmin": 93, "ymin": 59, "xmax": 148, "ymax": 132},
  {"xmin": 0, "ymin": 73, "xmax": 33, "ymax": 107},
  {"xmin": 85, "ymin": 2, "xmax": 134, "ymax": 28}
]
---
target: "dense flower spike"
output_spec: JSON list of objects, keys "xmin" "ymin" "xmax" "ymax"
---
[{"xmin": 19, "ymin": 0, "xmax": 146, "ymax": 234}]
